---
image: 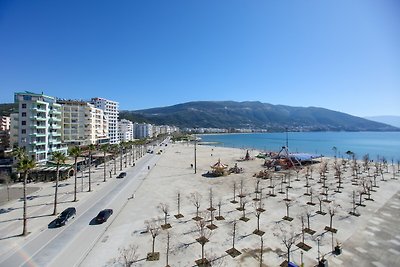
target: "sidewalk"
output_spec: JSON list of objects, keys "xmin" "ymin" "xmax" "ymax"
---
[{"xmin": 0, "ymin": 153, "xmax": 145, "ymax": 258}]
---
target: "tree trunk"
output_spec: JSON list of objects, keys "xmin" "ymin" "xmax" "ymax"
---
[
  {"xmin": 22, "ymin": 171, "xmax": 28, "ymax": 236},
  {"xmin": 88, "ymin": 154, "xmax": 92, "ymax": 192},
  {"xmin": 152, "ymin": 236, "xmax": 155, "ymax": 253},
  {"xmin": 287, "ymin": 247, "xmax": 290, "ymax": 264},
  {"xmin": 53, "ymin": 165, "xmax": 59, "ymax": 215},
  {"xmin": 103, "ymin": 151, "xmax": 107, "ymax": 182},
  {"xmin": 330, "ymin": 215, "xmax": 333, "ymax": 229},
  {"xmin": 74, "ymin": 157, "xmax": 78, "ymax": 202}
]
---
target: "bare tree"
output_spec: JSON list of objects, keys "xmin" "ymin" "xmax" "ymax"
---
[
  {"xmin": 189, "ymin": 192, "xmax": 203, "ymax": 221},
  {"xmin": 116, "ymin": 244, "xmax": 139, "ymax": 267},
  {"xmin": 296, "ymin": 215, "xmax": 312, "ymax": 251},
  {"xmin": 207, "ymin": 188, "xmax": 216, "ymax": 212},
  {"xmin": 349, "ymin": 190, "xmax": 360, "ymax": 217},
  {"xmin": 239, "ymin": 197, "xmax": 249, "ymax": 222},
  {"xmin": 174, "ymin": 191, "xmax": 184, "ymax": 219},
  {"xmin": 231, "ymin": 181, "xmax": 238, "ymax": 204},
  {"xmin": 165, "ymin": 230, "xmax": 171, "ymax": 267},
  {"xmin": 145, "ymin": 219, "xmax": 160, "ymax": 261},
  {"xmin": 226, "ymin": 219, "xmax": 241, "ymax": 258},
  {"xmin": 253, "ymin": 202, "xmax": 264, "ymax": 236},
  {"xmin": 316, "ymin": 196, "xmax": 326, "ymax": 215},
  {"xmin": 215, "ymin": 198, "xmax": 225, "ymax": 220},
  {"xmin": 325, "ymin": 202, "xmax": 340, "ymax": 233},
  {"xmin": 195, "ymin": 217, "xmax": 212, "ymax": 266},
  {"xmin": 158, "ymin": 203, "xmax": 171, "ymax": 229},
  {"xmin": 274, "ymin": 223, "xmax": 300, "ymax": 265},
  {"xmin": 304, "ymin": 207, "xmax": 316, "ymax": 235},
  {"xmin": 283, "ymin": 200, "xmax": 294, "ymax": 221}
]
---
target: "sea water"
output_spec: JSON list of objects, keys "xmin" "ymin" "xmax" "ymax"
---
[{"xmin": 198, "ymin": 132, "xmax": 400, "ymax": 161}]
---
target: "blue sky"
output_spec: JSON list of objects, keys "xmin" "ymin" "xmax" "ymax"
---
[{"xmin": 0, "ymin": 0, "xmax": 399, "ymax": 116}]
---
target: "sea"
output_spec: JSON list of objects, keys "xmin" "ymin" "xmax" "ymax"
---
[{"xmin": 198, "ymin": 132, "xmax": 400, "ymax": 161}]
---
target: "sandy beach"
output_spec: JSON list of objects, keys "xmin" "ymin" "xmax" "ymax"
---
[{"xmin": 79, "ymin": 141, "xmax": 400, "ymax": 267}]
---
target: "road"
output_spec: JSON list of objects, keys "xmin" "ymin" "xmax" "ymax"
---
[{"xmin": 0, "ymin": 147, "xmax": 161, "ymax": 267}]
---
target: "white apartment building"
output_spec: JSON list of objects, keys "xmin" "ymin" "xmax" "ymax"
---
[
  {"xmin": 91, "ymin": 97, "xmax": 119, "ymax": 144},
  {"xmin": 0, "ymin": 116, "xmax": 11, "ymax": 152},
  {"xmin": 0, "ymin": 116, "xmax": 10, "ymax": 131},
  {"xmin": 58, "ymin": 100, "xmax": 109, "ymax": 146},
  {"xmin": 133, "ymin": 123, "xmax": 153, "ymax": 139},
  {"xmin": 13, "ymin": 91, "xmax": 67, "ymax": 163},
  {"xmin": 119, "ymin": 119, "xmax": 133, "ymax": 142}
]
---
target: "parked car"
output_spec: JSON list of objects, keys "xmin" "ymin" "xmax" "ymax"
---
[
  {"xmin": 95, "ymin": 209, "xmax": 113, "ymax": 223},
  {"xmin": 117, "ymin": 172, "xmax": 127, "ymax": 178},
  {"xmin": 55, "ymin": 207, "xmax": 76, "ymax": 227}
]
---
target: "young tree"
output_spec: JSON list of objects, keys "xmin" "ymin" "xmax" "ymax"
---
[
  {"xmin": 226, "ymin": 219, "xmax": 241, "ymax": 258},
  {"xmin": 253, "ymin": 202, "xmax": 264, "ymax": 236},
  {"xmin": 189, "ymin": 192, "xmax": 202, "ymax": 221},
  {"xmin": 325, "ymin": 203, "xmax": 340, "ymax": 233},
  {"xmin": 195, "ymin": 218, "xmax": 212, "ymax": 266},
  {"xmin": 304, "ymin": 208, "xmax": 316, "ymax": 235},
  {"xmin": 52, "ymin": 151, "xmax": 67, "ymax": 215},
  {"xmin": 215, "ymin": 198, "xmax": 225, "ymax": 220},
  {"xmin": 231, "ymin": 181, "xmax": 238, "ymax": 204},
  {"xmin": 16, "ymin": 152, "xmax": 36, "ymax": 236},
  {"xmin": 283, "ymin": 200, "xmax": 294, "ymax": 221},
  {"xmin": 146, "ymin": 219, "xmax": 160, "ymax": 261},
  {"xmin": 174, "ymin": 191, "xmax": 184, "ymax": 219},
  {"xmin": 296, "ymin": 215, "xmax": 312, "ymax": 251},
  {"xmin": 349, "ymin": 190, "xmax": 360, "ymax": 217},
  {"xmin": 239, "ymin": 197, "xmax": 249, "ymax": 222},
  {"xmin": 165, "ymin": 230, "xmax": 171, "ymax": 267},
  {"xmin": 69, "ymin": 146, "xmax": 81, "ymax": 202},
  {"xmin": 158, "ymin": 203, "xmax": 171, "ymax": 229},
  {"xmin": 274, "ymin": 223, "xmax": 299, "ymax": 265},
  {"xmin": 116, "ymin": 244, "xmax": 139, "ymax": 267},
  {"xmin": 316, "ymin": 196, "xmax": 326, "ymax": 215}
]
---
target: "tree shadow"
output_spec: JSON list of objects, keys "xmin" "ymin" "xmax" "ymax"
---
[{"xmin": 0, "ymin": 233, "xmax": 24, "ymax": 241}]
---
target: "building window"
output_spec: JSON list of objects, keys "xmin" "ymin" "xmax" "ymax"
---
[
  {"xmin": 22, "ymin": 103, "xmax": 27, "ymax": 108},
  {"xmin": 22, "ymin": 112, "xmax": 26, "ymax": 117},
  {"xmin": 22, "ymin": 129, "xmax": 26, "ymax": 134},
  {"xmin": 22, "ymin": 121, "xmax": 26, "ymax": 125}
]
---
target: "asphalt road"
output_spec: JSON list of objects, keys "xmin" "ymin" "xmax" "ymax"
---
[{"xmin": 0, "ymin": 150, "xmax": 160, "ymax": 267}]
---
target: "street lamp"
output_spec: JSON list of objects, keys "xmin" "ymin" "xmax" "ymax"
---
[{"xmin": 194, "ymin": 134, "xmax": 197, "ymax": 174}]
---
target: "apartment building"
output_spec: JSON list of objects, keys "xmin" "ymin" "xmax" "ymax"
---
[
  {"xmin": 58, "ymin": 100, "xmax": 109, "ymax": 146},
  {"xmin": 0, "ymin": 116, "xmax": 11, "ymax": 153},
  {"xmin": 118, "ymin": 119, "xmax": 133, "ymax": 142},
  {"xmin": 91, "ymin": 97, "xmax": 119, "ymax": 144},
  {"xmin": 13, "ymin": 91, "xmax": 67, "ymax": 163},
  {"xmin": 133, "ymin": 123, "xmax": 154, "ymax": 139}
]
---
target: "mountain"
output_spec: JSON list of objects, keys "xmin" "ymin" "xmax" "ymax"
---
[
  {"xmin": 120, "ymin": 101, "xmax": 399, "ymax": 131},
  {"xmin": 0, "ymin": 103, "xmax": 18, "ymax": 116},
  {"xmin": 364, "ymin": 116, "xmax": 400, "ymax": 128}
]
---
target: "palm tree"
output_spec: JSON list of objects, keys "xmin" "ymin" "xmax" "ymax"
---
[
  {"xmin": 119, "ymin": 142, "xmax": 125, "ymax": 171},
  {"xmin": 69, "ymin": 146, "xmax": 81, "ymax": 202},
  {"xmin": 100, "ymin": 144, "xmax": 109, "ymax": 182},
  {"xmin": 16, "ymin": 154, "xmax": 36, "ymax": 236},
  {"xmin": 87, "ymin": 144, "xmax": 96, "ymax": 192},
  {"xmin": 52, "ymin": 151, "xmax": 67, "ymax": 215}
]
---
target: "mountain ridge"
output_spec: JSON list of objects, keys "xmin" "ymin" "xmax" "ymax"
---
[{"xmin": 120, "ymin": 101, "xmax": 399, "ymax": 132}]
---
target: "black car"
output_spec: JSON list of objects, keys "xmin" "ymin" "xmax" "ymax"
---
[
  {"xmin": 95, "ymin": 209, "xmax": 113, "ymax": 223},
  {"xmin": 55, "ymin": 207, "xmax": 76, "ymax": 227},
  {"xmin": 117, "ymin": 172, "xmax": 127, "ymax": 178}
]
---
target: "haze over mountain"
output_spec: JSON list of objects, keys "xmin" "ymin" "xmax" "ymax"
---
[
  {"xmin": 120, "ymin": 101, "xmax": 398, "ymax": 132},
  {"xmin": 364, "ymin": 116, "xmax": 400, "ymax": 128}
]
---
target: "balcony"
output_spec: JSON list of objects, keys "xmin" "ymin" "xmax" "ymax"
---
[
  {"xmin": 30, "ymin": 115, "xmax": 47, "ymax": 121},
  {"xmin": 31, "ymin": 124, "xmax": 47, "ymax": 129},
  {"xmin": 33, "ymin": 107, "xmax": 47, "ymax": 113},
  {"xmin": 32, "ymin": 140, "xmax": 47, "ymax": 146},
  {"xmin": 51, "ymin": 110, "xmax": 62, "ymax": 115},
  {"xmin": 30, "ymin": 132, "xmax": 46, "ymax": 137},
  {"xmin": 49, "ymin": 117, "xmax": 61, "ymax": 122},
  {"xmin": 50, "ymin": 125, "xmax": 61, "ymax": 129}
]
